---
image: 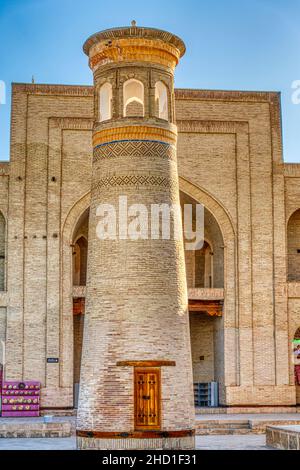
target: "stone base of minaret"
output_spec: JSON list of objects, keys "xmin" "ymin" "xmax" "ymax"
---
[{"xmin": 76, "ymin": 435, "xmax": 195, "ymax": 450}]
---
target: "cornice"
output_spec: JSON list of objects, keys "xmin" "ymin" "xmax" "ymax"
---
[
  {"xmin": 49, "ymin": 117, "xmax": 93, "ymax": 130},
  {"xmin": 83, "ymin": 26, "xmax": 186, "ymax": 57},
  {"xmin": 12, "ymin": 83, "xmax": 280, "ymax": 104},
  {"xmin": 177, "ymin": 119, "xmax": 249, "ymax": 134},
  {"xmin": 175, "ymin": 88, "xmax": 279, "ymax": 102},
  {"xmin": 12, "ymin": 83, "xmax": 94, "ymax": 96},
  {"xmin": 284, "ymin": 163, "xmax": 300, "ymax": 177},
  {"xmin": 0, "ymin": 162, "xmax": 10, "ymax": 176}
]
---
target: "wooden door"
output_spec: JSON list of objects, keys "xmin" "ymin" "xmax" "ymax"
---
[{"xmin": 134, "ymin": 368, "xmax": 160, "ymax": 430}]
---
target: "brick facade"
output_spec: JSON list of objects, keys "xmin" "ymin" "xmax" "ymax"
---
[{"xmin": 0, "ymin": 24, "xmax": 299, "ymax": 443}]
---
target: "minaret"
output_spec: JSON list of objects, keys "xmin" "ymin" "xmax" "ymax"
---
[{"xmin": 76, "ymin": 22, "xmax": 195, "ymax": 450}]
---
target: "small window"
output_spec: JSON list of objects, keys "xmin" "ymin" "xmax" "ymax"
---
[
  {"xmin": 99, "ymin": 82, "xmax": 112, "ymax": 122},
  {"xmin": 155, "ymin": 81, "xmax": 168, "ymax": 120},
  {"xmin": 123, "ymin": 79, "xmax": 144, "ymax": 117}
]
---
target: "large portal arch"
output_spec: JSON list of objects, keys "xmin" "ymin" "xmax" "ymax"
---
[
  {"xmin": 60, "ymin": 179, "xmax": 237, "ymax": 405},
  {"xmin": 179, "ymin": 177, "xmax": 238, "ymax": 402},
  {"xmin": 60, "ymin": 193, "xmax": 90, "ymax": 395}
]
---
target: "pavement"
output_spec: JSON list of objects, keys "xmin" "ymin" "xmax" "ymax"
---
[
  {"xmin": 1, "ymin": 413, "xmax": 297, "ymax": 449},
  {"xmin": 0, "ymin": 435, "xmax": 270, "ymax": 450},
  {"xmin": 195, "ymin": 434, "xmax": 269, "ymax": 450},
  {"xmin": 195, "ymin": 413, "xmax": 300, "ymax": 422}
]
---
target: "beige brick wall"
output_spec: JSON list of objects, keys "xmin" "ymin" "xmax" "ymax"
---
[
  {"xmin": 1, "ymin": 83, "xmax": 298, "ymax": 410},
  {"xmin": 190, "ymin": 313, "xmax": 215, "ymax": 382},
  {"xmin": 73, "ymin": 313, "xmax": 84, "ymax": 384}
]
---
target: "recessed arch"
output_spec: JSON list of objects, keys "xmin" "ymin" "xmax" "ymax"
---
[
  {"xmin": 61, "ymin": 180, "xmax": 238, "ymax": 401},
  {"xmin": 287, "ymin": 208, "xmax": 300, "ymax": 281},
  {"xmin": 194, "ymin": 240, "xmax": 214, "ymax": 288},
  {"xmin": 60, "ymin": 192, "xmax": 91, "ymax": 392},
  {"xmin": 179, "ymin": 176, "xmax": 236, "ymax": 245},
  {"xmin": 99, "ymin": 82, "xmax": 112, "ymax": 122},
  {"xmin": 179, "ymin": 176, "xmax": 238, "ymax": 393},
  {"xmin": 155, "ymin": 81, "xmax": 168, "ymax": 120},
  {"xmin": 123, "ymin": 79, "xmax": 144, "ymax": 117}
]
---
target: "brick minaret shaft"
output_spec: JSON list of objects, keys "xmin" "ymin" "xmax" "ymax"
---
[{"xmin": 76, "ymin": 24, "xmax": 195, "ymax": 450}]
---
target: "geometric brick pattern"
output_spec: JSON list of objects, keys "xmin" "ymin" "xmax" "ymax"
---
[
  {"xmin": 93, "ymin": 140, "xmax": 176, "ymax": 163},
  {"xmin": 92, "ymin": 174, "xmax": 175, "ymax": 191}
]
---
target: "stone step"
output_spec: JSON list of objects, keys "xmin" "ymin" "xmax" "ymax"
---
[
  {"xmin": 196, "ymin": 420, "xmax": 251, "ymax": 435},
  {"xmin": 196, "ymin": 427, "xmax": 251, "ymax": 435},
  {"xmin": 0, "ymin": 421, "xmax": 73, "ymax": 438},
  {"xmin": 196, "ymin": 423, "xmax": 250, "ymax": 429},
  {"xmin": 195, "ymin": 406, "xmax": 300, "ymax": 415},
  {"xmin": 40, "ymin": 409, "xmax": 77, "ymax": 417},
  {"xmin": 0, "ymin": 416, "xmax": 75, "ymax": 438},
  {"xmin": 195, "ymin": 417, "xmax": 300, "ymax": 435}
]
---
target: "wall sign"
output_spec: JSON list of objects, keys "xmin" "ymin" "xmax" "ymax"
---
[{"xmin": 47, "ymin": 358, "xmax": 59, "ymax": 363}]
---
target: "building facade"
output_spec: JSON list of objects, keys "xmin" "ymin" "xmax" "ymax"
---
[{"xmin": 0, "ymin": 24, "xmax": 300, "ymax": 432}]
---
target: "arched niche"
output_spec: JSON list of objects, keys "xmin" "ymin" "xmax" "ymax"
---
[
  {"xmin": 99, "ymin": 82, "xmax": 112, "ymax": 122},
  {"xmin": 155, "ymin": 81, "xmax": 168, "ymax": 120},
  {"xmin": 123, "ymin": 79, "xmax": 144, "ymax": 117},
  {"xmin": 287, "ymin": 209, "xmax": 300, "ymax": 281}
]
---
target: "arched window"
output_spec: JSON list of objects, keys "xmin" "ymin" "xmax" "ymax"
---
[
  {"xmin": 123, "ymin": 79, "xmax": 144, "ymax": 117},
  {"xmin": 287, "ymin": 209, "xmax": 300, "ymax": 281},
  {"xmin": 0, "ymin": 212, "xmax": 5, "ymax": 291},
  {"xmin": 73, "ymin": 236, "xmax": 88, "ymax": 286},
  {"xmin": 99, "ymin": 82, "xmax": 112, "ymax": 122},
  {"xmin": 195, "ymin": 241, "xmax": 214, "ymax": 288},
  {"xmin": 155, "ymin": 81, "xmax": 168, "ymax": 120}
]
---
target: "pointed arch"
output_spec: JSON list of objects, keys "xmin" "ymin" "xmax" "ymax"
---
[
  {"xmin": 60, "ymin": 192, "xmax": 91, "ymax": 392},
  {"xmin": 179, "ymin": 176, "xmax": 238, "ymax": 391}
]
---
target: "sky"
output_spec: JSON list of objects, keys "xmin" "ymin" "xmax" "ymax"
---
[{"xmin": 0, "ymin": 0, "xmax": 299, "ymax": 162}]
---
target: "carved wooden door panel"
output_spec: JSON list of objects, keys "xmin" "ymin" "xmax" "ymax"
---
[{"xmin": 134, "ymin": 368, "xmax": 160, "ymax": 430}]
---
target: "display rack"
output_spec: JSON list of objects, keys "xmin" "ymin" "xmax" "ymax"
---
[{"xmin": 1, "ymin": 381, "xmax": 40, "ymax": 417}]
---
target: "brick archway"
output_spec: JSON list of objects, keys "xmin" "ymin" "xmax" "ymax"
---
[
  {"xmin": 178, "ymin": 177, "xmax": 238, "ymax": 395},
  {"xmin": 60, "ymin": 192, "xmax": 90, "ymax": 399},
  {"xmin": 60, "ymin": 179, "xmax": 237, "ymax": 406}
]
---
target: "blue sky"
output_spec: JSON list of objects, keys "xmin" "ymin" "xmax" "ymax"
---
[{"xmin": 0, "ymin": 0, "xmax": 299, "ymax": 161}]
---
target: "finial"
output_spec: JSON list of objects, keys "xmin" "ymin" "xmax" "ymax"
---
[
  {"xmin": 31, "ymin": 76, "xmax": 35, "ymax": 84},
  {"xmin": 131, "ymin": 20, "xmax": 136, "ymax": 27}
]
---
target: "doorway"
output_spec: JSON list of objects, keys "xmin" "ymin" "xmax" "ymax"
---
[{"xmin": 134, "ymin": 368, "xmax": 161, "ymax": 430}]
